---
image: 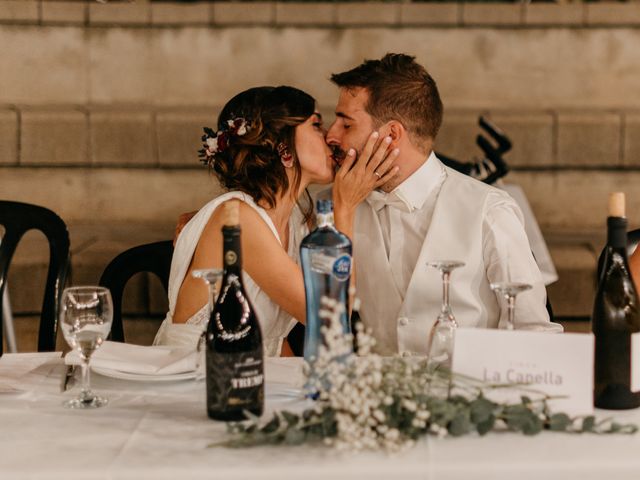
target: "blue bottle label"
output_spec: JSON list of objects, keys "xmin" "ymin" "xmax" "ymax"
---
[{"xmin": 332, "ymin": 254, "xmax": 352, "ymax": 282}]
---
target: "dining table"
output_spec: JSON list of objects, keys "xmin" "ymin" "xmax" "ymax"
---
[{"xmin": 1, "ymin": 351, "xmax": 640, "ymax": 480}]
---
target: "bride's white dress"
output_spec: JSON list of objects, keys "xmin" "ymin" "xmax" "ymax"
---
[{"xmin": 153, "ymin": 191, "xmax": 308, "ymax": 356}]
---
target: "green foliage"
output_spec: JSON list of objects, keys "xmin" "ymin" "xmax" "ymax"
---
[{"xmin": 211, "ymin": 364, "xmax": 637, "ymax": 450}]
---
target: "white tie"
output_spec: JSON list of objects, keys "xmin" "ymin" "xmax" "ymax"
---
[{"xmin": 366, "ymin": 190, "xmax": 413, "ymax": 213}]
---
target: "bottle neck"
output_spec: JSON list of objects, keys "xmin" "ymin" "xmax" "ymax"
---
[
  {"xmin": 607, "ymin": 216, "xmax": 628, "ymax": 250},
  {"xmin": 316, "ymin": 212, "xmax": 334, "ymax": 228},
  {"xmin": 222, "ymin": 225, "xmax": 242, "ymax": 275}
]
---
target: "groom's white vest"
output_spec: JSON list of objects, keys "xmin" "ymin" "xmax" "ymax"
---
[{"xmin": 354, "ymin": 167, "xmax": 504, "ymax": 356}]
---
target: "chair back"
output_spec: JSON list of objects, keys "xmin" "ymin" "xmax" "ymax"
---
[
  {"xmin": 99, "ymin": 240, "xmax": 173, "ymax": 343},
  {"xmin": 0, "ymin": 201, "xmax": 70, "ymax": 355}
]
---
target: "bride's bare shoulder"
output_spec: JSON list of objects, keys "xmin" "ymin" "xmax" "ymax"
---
[{"xmin": 201, "ymin": 199, "xmax": 272, "ymax": 239}]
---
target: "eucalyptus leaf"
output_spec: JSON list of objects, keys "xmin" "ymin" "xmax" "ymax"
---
[
  {"xmin": 448, "ymin": 412, "xmax": 472, "ymax": 437},
  {"xmin": 549, "ymin": 413, "xmax": 572, "ymax": 431}
]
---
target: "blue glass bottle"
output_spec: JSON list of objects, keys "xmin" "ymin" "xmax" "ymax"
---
[{"xmin": 300, "ymin": 199, "xmax": 352, "ymax": 366}]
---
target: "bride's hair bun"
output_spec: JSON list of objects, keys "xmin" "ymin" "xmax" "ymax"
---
[{"xmin": 204, "ymin": 86, "xmax": 315, "ymax": 211}]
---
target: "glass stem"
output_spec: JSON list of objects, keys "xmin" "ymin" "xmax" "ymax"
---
[
  {"xmin": 207, "ymin": 283, "xmax": 216, "ymax": 314},
  {"xmin": 80, "ymin": 358, "xmax": 91, "ymax": 400},
  {"xmin": 507, "ymin": 295, "xmax": 516, "ymax": 330},
  {"xmin": 441, "ymin": 270, "xmax": 451, "ymax": 316}
]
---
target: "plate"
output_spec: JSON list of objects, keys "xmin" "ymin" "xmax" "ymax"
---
[{"xmin": 92, "ymin": 366, "xmax": 196, "ymax": 382}]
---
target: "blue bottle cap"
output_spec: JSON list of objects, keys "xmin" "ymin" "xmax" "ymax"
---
[{"xmin": 316, "ymin": 199, "xmax": 333, "ymax": 214}]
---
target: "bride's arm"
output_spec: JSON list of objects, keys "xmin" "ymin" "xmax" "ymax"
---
[{"xmin": 174, "ymin": 201, "xmax": 307, "ymax": 325}]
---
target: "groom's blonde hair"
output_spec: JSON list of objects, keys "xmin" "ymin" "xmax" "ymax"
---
[{"xmin": 331, "ymin": 53, "xmax": 443, "ymax": 149}]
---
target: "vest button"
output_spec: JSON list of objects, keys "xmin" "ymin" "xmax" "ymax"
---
[{"xmin": 398, "ymin": 317, "xmax": 409, "ymax": 326}]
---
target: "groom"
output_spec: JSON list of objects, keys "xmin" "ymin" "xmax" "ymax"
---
[{"xmin": 324, "ymin": 54, "xmax": 562, "ymax": 356}]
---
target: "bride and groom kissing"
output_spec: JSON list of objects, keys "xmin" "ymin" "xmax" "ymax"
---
[{"xmin": 154, "ymin": 53, "xmax": 562, "ymax": 357}]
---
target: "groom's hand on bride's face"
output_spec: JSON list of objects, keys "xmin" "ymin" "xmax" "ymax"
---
[
  {"xmin": 174, "ymin": 211, "xmax": 198, "ymax": 246},
  {"xmin": 333, "ymin": 131, "xmax": 399, "ymax": 208}
]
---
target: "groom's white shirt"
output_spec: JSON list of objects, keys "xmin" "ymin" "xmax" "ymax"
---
[{"xmin": 354, "ymin": 152, "xmax": 562, "ymax": 356}]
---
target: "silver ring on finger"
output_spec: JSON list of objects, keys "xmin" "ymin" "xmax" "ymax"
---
[{"xmin": 374, "ymin": 171, "xmax": 382, "ymax": 178}]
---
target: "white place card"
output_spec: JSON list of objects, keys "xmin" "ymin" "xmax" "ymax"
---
[
  {"xmin": 632, "ymin": 332, "xmax": 640, "ymax": 392},
  {"xmin": 452, "ymin": 329, "xmax": 594, "ymax": 416}
]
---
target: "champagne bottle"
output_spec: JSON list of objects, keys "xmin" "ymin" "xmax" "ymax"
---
[
  {"xmin": 206, "ymin": 200, "xmax": 264, "ymax": 421},
  {"xmin": 592, "ymin": 192, "xmax": 640, "ymax": 410},
  {"xmin": 300, "ymin": 199, "xmax": 352, "ymax": 365}
]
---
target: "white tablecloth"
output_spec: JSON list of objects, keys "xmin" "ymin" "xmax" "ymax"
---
[{"xmin": 1, "ymin": 352, "xmax": 639, "ymax": 480}]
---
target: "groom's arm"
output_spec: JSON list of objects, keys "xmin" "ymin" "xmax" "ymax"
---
[{"xmin": 483, "ymin": 191, "xmax": 563, "ymax": 332}]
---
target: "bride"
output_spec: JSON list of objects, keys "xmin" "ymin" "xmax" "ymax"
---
[{"xmin": 154, "ymin": 86, "xmax": 398, "ymax": 356}]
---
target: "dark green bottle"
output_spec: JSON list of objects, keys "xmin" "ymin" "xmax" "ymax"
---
[
  {"xmin": 206, "ymin": 200, "xmax": 264, "ymax": 421},
  {"xmin": 592, "ymin": 192, "xmax": 640, "ymax": 410}
]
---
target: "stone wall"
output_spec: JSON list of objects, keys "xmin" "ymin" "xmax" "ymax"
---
[
  {"xmin": 2, "ymin": 1, "xmax": 640, "ymax": 231},
  {"xmin": 3, "ymin": 1, "xmax": 640, "ymax": 325}
]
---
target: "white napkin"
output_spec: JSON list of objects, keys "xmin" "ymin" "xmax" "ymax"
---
[{"xmin": 65, "ymin": 341, "xmax": 196, "ymax": 376}]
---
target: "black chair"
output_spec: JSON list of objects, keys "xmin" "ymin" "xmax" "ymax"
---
[
  {"xmin": 0, "ymin": 201, "xmax": 70, "ymax": 355},
  {"xmin": 99, "ymin": 240, "xmax": 173, "ymax": 343}
]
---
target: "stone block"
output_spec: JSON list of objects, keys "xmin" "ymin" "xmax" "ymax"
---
[
  {"xmin": 0, "ymin": 1, "xmax": 38, "ymax": 22},
  {"xmin": 41, "ymin": 1, "xmax": 87, "ymax": 25},
  {"xmin": 399, "ymin": 4, "xmax": 459, "ymax": 26},
  {"xmin": 587, "ymin": 3, "xmax": 640, "ymax": 26},
  {"xmin": 546, "ymin": 244, "xmax": 598, "ymax": 318},
  {"xmin": 485, "ymin": 112, "xmax": 554, "ymax": 167},
  {"xmin": 336, "ymin": 2, "xmax": 399, "ymax": 26},
  {"xmin": 276, "ymin": 2, "xmax": 335, "ymax": 26},
  {"xmin": 0, "ymin": 167, "xmax": 221, "ymax": 224},
  {"xmin": 509, "ymin": 170, "xmax": 640, "ymax": 231},
  {"xmin": 0, "ymin": 110, "xmax": 18, "ymax": 165},
  {"xmin": 213, "ymin": 2, "xmax": 274, "ymax": 25},
  {"xmin": 89, "ymin": 1, "xmax": 150, "ymax": 26},
  {"xmin": 434, "ymin": 112, "xmax": 481, "ymax": 164},
  {"xmin": 0, "ymin": 27, "xmax": 89, "ymax": 105},
  {"xmin": 557, "ymin": 113, "xmax": 621, "ymax": 167},
  {"xmin": 524, "ymin": 4, "xmax": 584, "ymax": 26},
  {"xmin": 151, "ymin": 2, "xmax": 210, "ymax": 26},
  {"xmin": 89, "ymin": 29, "xmax": 155, "ymax": 105},
  {"xmin": 21, "ymin": 110, "xmax": 88, "ymax": 166},
  {"xmin": 157, "ymin": 111, "xmax": 212, "ymax": 167},
  {"xmin": 90, "ymin": 111, "xmax": 155, "ymax": 166},
  {"xmin": 462, "ymin": 3, "xmax": 523, "ymax": 26},
  {"xmin": 623, "ymin": 114, "xmax": 640, "ymax": 167}
]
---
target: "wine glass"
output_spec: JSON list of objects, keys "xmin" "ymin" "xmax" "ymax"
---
[
  {"xmin": 425, "ymin": 261, "xmax": 465, "ymax": 374},
  {"xmin": 192, "ymin": 268, "xmax": 223, "ymax": 379},
  {"xmin": 59, "ymin": 286, "xmax": 113, "ymax": 409},
  {"xmin": 490, "ymin": 282, "xmax": 532, "ymax": 330}
]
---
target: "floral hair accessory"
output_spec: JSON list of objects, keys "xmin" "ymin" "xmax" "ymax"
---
[{"xmin": 198, "ymin": 117, "xmax": 251, "ymax": 167}]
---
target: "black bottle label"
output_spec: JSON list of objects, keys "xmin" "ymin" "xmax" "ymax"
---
[{"xmin": 206, "ymin": 349, "xmax": 264, "ymax": 418}]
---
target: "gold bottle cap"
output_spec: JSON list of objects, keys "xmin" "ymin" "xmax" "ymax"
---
[
  {"xmin": 223, "ymin": 200, "xmax": 240, "ymax": 226},
  {"xmin": 608, "ymin": 192, "xmax": 626, "ymax": 218}
]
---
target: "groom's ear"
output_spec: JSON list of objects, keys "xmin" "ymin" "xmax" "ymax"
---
[{"xmin": 387, "ymin": 121, "xmax": 405, "ymax": 145}]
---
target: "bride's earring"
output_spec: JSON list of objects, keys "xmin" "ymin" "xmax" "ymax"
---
[{"xmin": 277, "ymin": 143, "xmax": 294, "ymax": 168}]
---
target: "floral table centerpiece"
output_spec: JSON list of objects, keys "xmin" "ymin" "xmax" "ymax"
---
[{"xmin": 216, "ymin": 299, "xmax": 637, "ymax": 451}]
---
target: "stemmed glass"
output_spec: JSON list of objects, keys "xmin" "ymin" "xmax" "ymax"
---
[
  {"xmin": 192, "ymin": 268, "xmax": 223, "ymax": 379},
  {"xmin": 59, "ymin": 286, "xmax": 113, "ymax": 409},
  {"xmin": 426, "ymin": 261, "xmax": 465, "ymax": 373},
  {"xmin": 490, "ymin": 282, "xmax": 532, "ymax": 330}
]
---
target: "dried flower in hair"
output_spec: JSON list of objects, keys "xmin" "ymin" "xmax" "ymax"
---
[{"xmin": 198, "ymin": 117, "xmax": 251, "ymax": 167}]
